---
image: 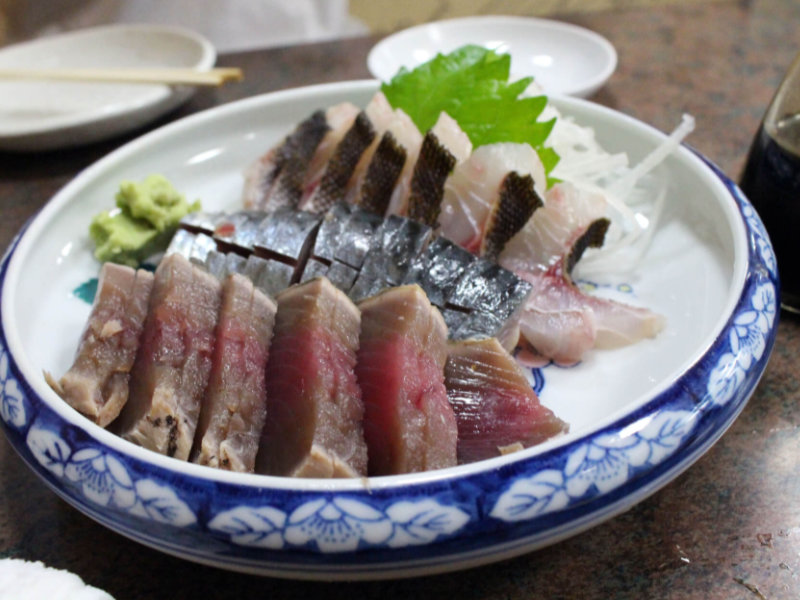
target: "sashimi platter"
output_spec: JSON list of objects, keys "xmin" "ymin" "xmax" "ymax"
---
[{"xmin": 0, "ymin": 47, "xmax": 778, "ymax": 579}]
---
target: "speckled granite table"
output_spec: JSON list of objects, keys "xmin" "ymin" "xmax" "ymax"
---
[{"xmin": 1, "ymin": 1, "xmax": 799, "ymax": 597}]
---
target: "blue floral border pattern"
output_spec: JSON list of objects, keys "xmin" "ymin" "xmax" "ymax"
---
[{"xmin": 208, "ymin": 498, "xmax": 470, "ymax": 553}]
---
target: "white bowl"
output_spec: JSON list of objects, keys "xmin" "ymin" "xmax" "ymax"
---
[
  {"xmin": 0, "ymin": 24, "xmax": 216, "ymax": 152},
  {"xmin": 367, "ymin": 16, "xmax": 617, "ymax": 97},
  {"xmin": 0, "ymin": 80, "xmax": 778, "ymax": 580}
]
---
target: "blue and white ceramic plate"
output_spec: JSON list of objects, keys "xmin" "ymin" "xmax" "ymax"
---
[{"xmin": 0, "ymin": 81, "xmax": 778, "ymax": 580}]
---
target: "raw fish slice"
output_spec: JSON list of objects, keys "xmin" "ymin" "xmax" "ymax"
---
[
  {"xmin": 256, "ymin": 277, "xmax": 367, "ymax": 477},
  {"xmin": 480, "ymin": 172, "xmax": 544, "ymax": 261},
  {"xmin": 308, "ymin": 202, "xmax": 354, "ymax": 263},
  {"xmin": 46, "ymin": 264, "xmax": 153, "ymax": 427},
  {"xmin": 332, "ymin": 207, "xmax": 383, "ymax": 270},
  {"xmin": 431, "ymin": 111, "xmax": 473, "ymax": 162},
  {"xmin": 299, "ymin": 102, "xmax": 360, "ymax": 206},
  {"xmin": 345, "ymin": 92, "xmax": 423, "ymax": 216},
  {"xmin": 356, "ymin": 285, "xmax": 457, "ymax": 475},
  {"xmin": 193, "ymin": 273, "xmax": 276, "ymax": 472},
  {"xmin": 212, "ymin": 211, "xmax": 268, "ymax": 255},
  {"xmin": 439, "ymin": 143, "xmax": 547, "ymax": 253},
  {"xmin": 446, "ymin": 261, "xmax": 531, "ymax": 346},
  {"xmin": 253, "ymin": 207, "xmax": 322, "ymax": 266},
  {"xmin": 499, "ymin": 182, "xmax": 608, "ymax": 277},
  {"xmin": 500, "ymin": 182, "xmax": 664, "ymax": 365},
  {"xmin": 303, "ymin": 111, "xmax": 376, "ymax": 214},
  {"xmin": 407, "ymin": 112, "xmax": 472, "ymax": 226},
  {"xmin": 444, "ymin": 338, "xmax": 568, "ymax": 464},
  {"xmin": 356, "ymin": 131, "xmax": 407, "ymax": 215},
  {"xmin": 114, "ymin": 253, "xmax": 222, "ymax": 460},
  {"xmin": 243, "ymin": 110, "xmax": 329, "ymax": 211}
]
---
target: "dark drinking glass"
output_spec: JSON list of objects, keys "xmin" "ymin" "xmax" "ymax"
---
[{"xmin": 740, "ymin": 53, "xmax": 800, "ymax": 312}]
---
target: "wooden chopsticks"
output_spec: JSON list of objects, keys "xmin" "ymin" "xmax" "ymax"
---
[{"xmin": 0, "ymin": 67, "xmax": 243, "ymax": 86}]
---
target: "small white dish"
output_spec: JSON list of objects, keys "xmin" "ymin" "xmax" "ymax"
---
[
  {"xmin": 0, "ymin": 24, "xmax": 216, "ymax": 152},
  {"xmin": 367, "ymin": 16, "xmax": 617, "ymax": 98}
]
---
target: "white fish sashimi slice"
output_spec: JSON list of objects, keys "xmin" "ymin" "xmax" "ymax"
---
[
  {"xmin": 500, "ymin": 181, "xmax": 664, "ymax": 365},
  {"xmin": 299, "ymin": 101, "xmax": 360, "ymax": 207},
  {"xmin": 499, "ymin": 181, "xmax": 607, "ymax": 276},
  {"xmin": 346, "ymin": 92, "xmax": 423, "ymax": 212},
  {"xmin": 439, "ymin": 143, "xmax": 546, "ymax": 253},
  {"xmin": 431, "ymin": 111, "xmax": 472, "ymax": 163},
  {"xmin": 514, "ymin": 270, "xmax": 663, "ymax": 366}
]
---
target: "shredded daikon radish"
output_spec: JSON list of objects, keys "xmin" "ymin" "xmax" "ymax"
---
[{"xmin": 539, "ymin": 105, "xmax": 696, "ymax": 278}]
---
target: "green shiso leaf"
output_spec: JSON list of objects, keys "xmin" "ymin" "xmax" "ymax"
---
[{"xmin": 380, "ymin": 44, "xmax": 559, "ymax": 177}]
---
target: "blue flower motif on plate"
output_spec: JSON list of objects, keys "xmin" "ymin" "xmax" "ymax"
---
[
  {"xmin": 25, "ymin": 421, "xmax": 196, "ymax": 527},
  {"xmin": 0, "ymin": 347, "xmax": 26, "ymax": 429},
  {"xmin": 490, "ymin": 409, "xmax": 696, "ymax": 522},
  {"xmin": 209, "ymin": 497, "xmax": 470, "ymax": 553},
  {"xmin": 707, "ymin": 281, "xmax": 776, "ymax": 408}
]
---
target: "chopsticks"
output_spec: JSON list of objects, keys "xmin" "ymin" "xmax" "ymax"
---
[{"xmin": 0, "ymin": 67, "xmax": 243, "ymax": 86}]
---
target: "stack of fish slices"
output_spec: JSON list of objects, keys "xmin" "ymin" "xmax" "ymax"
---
[{"xmin": 172, "ymin": 202, "xmax": 531, "ymax": 344}]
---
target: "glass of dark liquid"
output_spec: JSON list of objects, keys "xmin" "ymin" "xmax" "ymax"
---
[{"xmin": 740, "ymin": 53, "xmax": 800, "ymax": 312}]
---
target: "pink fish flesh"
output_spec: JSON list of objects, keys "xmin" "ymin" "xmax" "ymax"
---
[
  {"xmin": 445, "ymin": 338, "xmax": 568, "ymax": 464},
  {"xmin": 192, "ymin": 273, "xmax": 276, "ymax": 472},
  {"xmin": 113, "ymin": 253, "xmax": 222, "ymax": 459},
  {"xmin": 255, "ymin": 277, "xmax": 367, "ymax": 477},
  {"xmin": 356, "ymin": 285, "xmax": 457, "ymax": 475},
  {"xmin": 500, "ymin": 182, "xmax": 665, "ymax": 365}
]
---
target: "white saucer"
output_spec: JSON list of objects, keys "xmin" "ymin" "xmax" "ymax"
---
[
  {"xmin": 0, "ymin": 24, "xmax": 216, "ymax": 152},
  {"xmin": 367, "ymin": 16, "xmax": 617, "ymax": 98}
]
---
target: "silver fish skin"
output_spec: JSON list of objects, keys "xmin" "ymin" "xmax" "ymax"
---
[
  {"xmin": 309, "ymin": 202, "xmax": 354, "ymax": 263},
  {"xmin": 402, "ymin": 236, "xmax": 477, "ymax": 308},
  {"xmin": 349, "ymin": 215, "xmax": 432, "ymax": 302},
  {"xmin": 333, "ymin": 207, "xmax": 383, "ymax": 270}
]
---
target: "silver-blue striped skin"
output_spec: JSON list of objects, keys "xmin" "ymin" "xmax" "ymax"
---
[
  {"xmin": 349, "ymin": 215, "xmax": 433, "ymax": 303},
  {"xmin": 401, "ymin": 237, "xmax": 477, "ymax": 308},
  {"xmin": 170, "ymin": 205, "xmax": 533, "ymax": 344}
]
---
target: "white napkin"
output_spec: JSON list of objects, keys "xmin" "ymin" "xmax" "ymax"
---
[{"xmin": 0, "ymin": 559, "xmax": 113, "ymax": 600}]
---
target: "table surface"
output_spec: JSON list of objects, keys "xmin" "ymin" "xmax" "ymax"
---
[{"xmin": 2, "ymin": 1, "xmax": 800, "ymax": 598}]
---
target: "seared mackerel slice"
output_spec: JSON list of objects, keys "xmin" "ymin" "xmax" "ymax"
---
[
  {"xmin": 243, "ymin": 110, "xmax": 330, "ymax": 211},
  {"xmin": 444, "ymin": 338, "xmax": 567, "ymax": 464},
  {"xmin": 114, "ymin": 253, "xmax": 222, "ymax": 460},
  {"xmin": 256, "ymin": 277, "xmax": 367, "ymax": 478},
  {"xmin": 46, "ymin": 263, "xmax": 153, "ymax": 427},
  {"xmin": 356, "ymin": 285, "xmax": 457, "ymax": 475},
  {"xmin": 192, "ymin": 273, "xmax": 276, "ymax": 472}
]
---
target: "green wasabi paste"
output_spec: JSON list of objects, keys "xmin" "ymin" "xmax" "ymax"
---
[{"xmin": 89, "ymin": 174, "xmax": 201, "ymax": 267}]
